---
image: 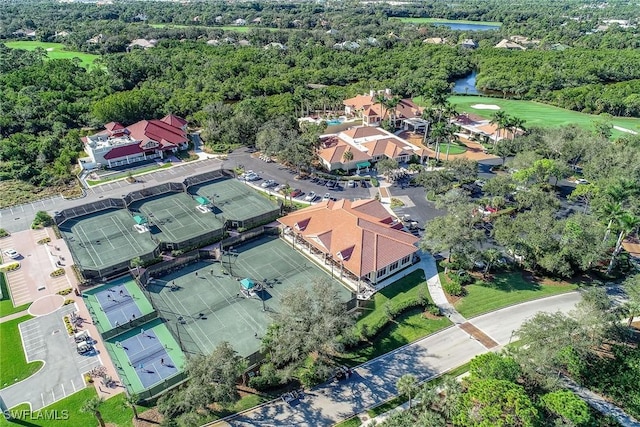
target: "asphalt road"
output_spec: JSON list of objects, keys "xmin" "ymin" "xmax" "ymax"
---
[{"xmin": 223, "ymin": 292, "xmax": 583, "ymax": 427}]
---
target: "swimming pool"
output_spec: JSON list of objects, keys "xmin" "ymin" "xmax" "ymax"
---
[{"xmin": 326, "ymin": 119, "xmax": 343, "ymax": 126}]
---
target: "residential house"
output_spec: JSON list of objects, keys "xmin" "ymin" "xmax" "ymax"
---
[
  {"xmin": 127, "ymin": 38, "xmax": 157, "ymax": 50},
  {"xmin": 264, "ymin": 42, "xmax": 286, "ymax": 50},
  {"xmin": 86, "ymin": 34, "xmax": 104, "ymax": 44},
  {"xmin": 237, "ymin": 39, "xmax": 252, "ymax": 47},
  {"xmin": 333, "ymin": 41, "xmax": 360, "ymax": 50},
  {"xmin": 494, "ymin": 39, "xmax": 526, "ymax": 50},
  {"xmin": 278, "ymin": 199, "xmax": 418, "ymax": 286},
  {"xmin": 12, "ymin": 29, "xmax": 36, "ymax": 37},
  {"xmin": 460, "ymin": 39, "xmax": 477, "ymax": 49},
  {"xmin": 423, "ymin": 37, "xmax": 447, "ymax": 44},
  {"xmin": 80, "ymin": 115, "xmax": 188, "ymax": 169},
  {"xmin": 233, "ymin": 18, "xmax": 247, "ymax": 26}
]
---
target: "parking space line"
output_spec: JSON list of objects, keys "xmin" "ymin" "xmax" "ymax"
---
[{"xmin": 41, "ymin": 393, "xmax": 45, "ymax": 407}]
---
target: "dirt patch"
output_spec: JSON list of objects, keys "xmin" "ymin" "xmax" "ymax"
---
[
  {"xmin": 134, "ymin": 408, "xmax": 163, "ymax": 426},
  {"xmin": 459, "ymin": 322, "xmax": 499, "ymax": 349}
]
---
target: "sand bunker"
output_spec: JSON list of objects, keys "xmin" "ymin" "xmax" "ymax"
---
[
  {"xmin": 46, "ymin": 48, "xmax": 54, "ymax": 51},
  {"xmin": 471, "ymin": 104, "xmax": 501, "ymax": 110}
]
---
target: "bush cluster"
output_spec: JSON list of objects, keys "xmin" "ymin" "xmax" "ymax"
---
[
  {"xmin": 50, "ymin": 268, "xmax": 65, "ymax": 277},
  {"xmin": 56, "ymin": 288, "xmax": 73, "ymax": 296},
  {"xmin": 248, "ymin": 363, "xmax": 282, "ymax": 391},
  {"xmin": 359, "ymin": 298, "xmax": 432, "ymax": 342},
  {"xmin": 1, "ymin": 262, "xmax": 20, "ymax": 272},
  {"xmin": 63, "ymin": 315, "xmax": 74, "ymax": 335},
  {"xmin": 0, "ymin": 229, "xmax": 9, "ymax": 238},
  {"xmin": 37, "ymin": 237, "xmax": 51, "ymax": 245},
  {"xmin": 63, "ymin": 299, "xmax": 75, "ymax": 305}
]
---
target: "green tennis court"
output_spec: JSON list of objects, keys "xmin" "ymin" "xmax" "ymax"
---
[
  {"xmin": 129, "ymin": 192, "xmax": 225, "ymax": 244},
  {"xmin": 189, "ymin": 177, "xmax": 279, "ymax": 225},
  {"xmin": 146, "ymin": 235, "xmax": 352, "ymax": 357},
  {"xmin": 59, "ymin": 208, "xmax": 157, "ymax": 270}
]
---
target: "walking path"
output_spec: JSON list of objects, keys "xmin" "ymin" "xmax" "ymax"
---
[{"xmin": 0, "ymin": 310, "xmax": 29, "ymax": 323}]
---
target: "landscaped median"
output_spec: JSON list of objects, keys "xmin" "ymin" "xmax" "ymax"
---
[
  {"xmin": 340, "ymin": 271, "xmax": 452, "ymax": 365},
  {"xmin": 0, "ymin": 315, "xmax": 43, "ymax": 388},
  {"xmin": 439, "ymin": 268, "xmax": 579, "ymax": 319}
]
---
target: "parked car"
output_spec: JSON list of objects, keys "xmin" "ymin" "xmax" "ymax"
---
[
  {"xmin": 347, "ymin": 180, "xmax": 356, "ymax": 188},
  {"xmin": 245, "ymin": 173, "xmax": 260, "ymax": 181},
  {"xmin": 3, "ymin": 249, "xmax": 19, "ymax": 259},
  {"xmin": 304, "ymin": 191, "xmax": 316, "ymax": 201},
  {"xmin": 360, "ymin": 180, "xmax": 368, "ymax": 188},
  {"xmin": 274, "ymin": 184, "xmax": 286, "ymax": 193},
  {"xmin": 322, "ymin": 193, "xmax": 331, "ymax": 201},
  {"xmin": 576, "ymin": 178, "xmax": 589, "ymax": 184},
  {"xmin": 261, "ymin": 179, "xmax": 276, "ymax": 188},
  {"xmin": 326, "ymin": 181, "xmax": 336, "ymax": 188},
  {"xmin": 290, "ymin": 188, "xmax": 302, "ymax": 198}
]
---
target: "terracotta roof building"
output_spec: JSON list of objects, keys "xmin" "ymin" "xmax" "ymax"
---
[
  {"xmin": 80, "ymin": 115, "xmax": 188, "ymax": 169},
  {"xmin": 343, "ymin": 89, "xmax": 422, "ymax": 128},
  {"xmin": 278, "ymin": 199, "xmax": 418, "ymax": 285}
]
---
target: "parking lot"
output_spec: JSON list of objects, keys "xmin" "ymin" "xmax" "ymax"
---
[{"xmin": 0, "ymin": 305, "xmax": 101, "ymax": 410}]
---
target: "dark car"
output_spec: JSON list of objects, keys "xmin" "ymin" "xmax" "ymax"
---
[{"xmin": 360, "ymin": 180, "xmax": 368, "ymax": 188}]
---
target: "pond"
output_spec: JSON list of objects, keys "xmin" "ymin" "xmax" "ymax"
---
[
  {"xmin": 452, "ymin": 71, "xmax": 480, "ymax": 95},
  {"xmin": 432, "ymin": 22, "xmax": 500, "ymax": 31}
]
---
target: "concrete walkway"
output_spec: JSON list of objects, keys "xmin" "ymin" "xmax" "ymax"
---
[
  {"xmin": 562, "ymin": 377, "xmax": 640, "ymax": 427},
  {"xmin": 0, "ymin": 310, "xmax": 29, "ymax": 323}
]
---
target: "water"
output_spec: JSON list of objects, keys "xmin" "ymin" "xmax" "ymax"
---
[
  {"xmin": 433, "ymin": 22, "xmax": 500, "ymax": 31},
  {"xmin": 452, "ymin": 71, "xmax": 480, "ymax": 95},
  {"xmin": 326, "ymin": 119, "xmax": 343, "ymax": 126}
]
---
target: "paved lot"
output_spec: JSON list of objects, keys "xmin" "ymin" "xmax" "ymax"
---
[
  {"xmin": 223, "ymin": 292, "xmax": 583, "ymax": 427},
  {"xmin": 0, "ymin": 305, "xmax": 101, "ymax": 410}
]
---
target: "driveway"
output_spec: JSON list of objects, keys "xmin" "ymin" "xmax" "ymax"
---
[
  {"xmin": 220, "ymin": 292, "xmax": 583, "ymax": 426},
  {"xmin": 0, "ymin": 304, "xmax": 101, "ymax": 410}
]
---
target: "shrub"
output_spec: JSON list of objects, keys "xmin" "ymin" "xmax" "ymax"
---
[
  {"xmin": 63, "ymin": 299, "xmax": 75, "ymax": 305},
  {"xmin": 0, "ymin": 229, "xmax": 9, "ymax": 238},
  {"xmin": 57, "ymin": 288, "xmax": 73, "ymax": 296},
  {"xmin": 63, "ymin": 315, "xmax": 74, "ymax": 335},
  {"xmin": 443, "ymin": 280, "xmax": 464, "ymax": 297},
  {"xmin": 32, "ymin": 211, "xmax": 53, "ymax": 229},
  {"xmin": 1, "ymin": 262, "xmax": 20, "ymax": 272},
  {"xmin": 428, "ymin": 305, "xmax": 441, "ymax": 316},
  {"xmin": 50, "ymin": 268, "xmax": 65, "ymax": 277},
  {"xmin": 390, "ymin": 198, "xmax": 405, "ymax": 208},
  {"xmin": 248, "ymin": 363, "xmax": 282, "ymax": 391},
  {"xmin": 37, "ymin": 237, "xmax": 51, "ymax": 245},
  {"xmin": 370, "ymin": 177, "xmax": 379, "ymax": 187}
]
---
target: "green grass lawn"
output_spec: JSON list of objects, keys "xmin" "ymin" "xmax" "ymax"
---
[
  {"xmin": 452, "ymin": 272, "xmax": 579, "ymax": 318},
  {"xmin": 0, "ymin": 272, "xmax": 31, "ymax": 318},
  {"xmin": 86, "ymin": 163, "xmax": 172, "ymax": 186},
  {"xmin": 0, "ymin": 315, "xmax": 43, "ymax": 388},
  {"xmin": 441, "ymin": 143, "xmax": 467, "ymax": 155},
  {"xmin": 0, "ymin": 388, "xmax": 147, "ymax": 427},
  {"xmin": 443, "ymin": 95, "xmax": 640, "ymax": 138},
  {"xmin": 395, "ymin": 17, "xmax": 502, "ymax": 26},
  {"xmin": 356, "ymin": 271, "xmax": 430, "ymax": 329},
  {"xmin": 3, "ymin": 41, "xmax": 99, "ymax": 69}
]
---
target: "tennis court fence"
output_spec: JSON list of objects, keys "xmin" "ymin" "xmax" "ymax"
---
[
  {"xmin": 124, "ymin": 182, "xmax": 184, "ymax": 206},
  {"xmin": 138, "ymin": 249, "xmax": 202, "ymax": 288},
  {"xmin": 55, "ymin": 199, "xmax": 126, "ymax": 225},
  {"xmin": 183, "ymin": 170, "xmax": 230, "ymax": 189}
]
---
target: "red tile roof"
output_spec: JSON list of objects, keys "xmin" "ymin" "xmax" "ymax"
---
[
  {"xmin": 105, "ymin": 122, "xmax": 125, "ymax": 132},
  {"xmin": 278, "ymin": 199, "xmax": 418, "ymax": 278},
  {"xmin": 104, "ymin": 144, "xmax": 144, "ymax": 159},
  {"xmin": 318, "ymin": 139, "xmax": 371, "ymax": 164},
  {"xmin": 126, "ymin": 119, "xmax": 187, "ymax": 147},
  {"xmin": 161, "ymin": 114, "xmax": 188, "ymax": 128}
]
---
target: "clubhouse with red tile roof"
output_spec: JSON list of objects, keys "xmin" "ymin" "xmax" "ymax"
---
[
  {"xmin": 80, "ymin": 115, "xmax": 188, "ymax": 169},
  {"xmin": 278, "ymin": 198, "xmax": 419, "ymax": 286}
]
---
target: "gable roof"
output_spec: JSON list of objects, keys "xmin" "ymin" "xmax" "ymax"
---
[
  {"xmin": 278, "ymin": 199, "xmax": 418, "ymax": 277},
  {"xmin": 104, "ymin": 144, "xmax": 144, "ymax": 159},
  {"xmin": 161, "ymin": 114, "xmax": 187, "ymax": 128},
  {"xmin": 318, "ymin": 138, "xmax": 371, "ymax": 164},
  {"xmin": 126, "ymin": 119, "xmax": 187, "ymax": 147}
]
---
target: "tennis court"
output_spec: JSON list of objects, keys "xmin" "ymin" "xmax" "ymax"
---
[
  {"xmin": 59, "ymin": 208, "xmax": 157, "ymax": 271},
  {"xmin": 146, "ymin": 235, "xmax": 352, "ymax": 357},
  {"xmin": 189, "ymin": 177, "xmax": 279, "ymax": 225},
  {"xmin": 129, "ymin": 192, "xmax": 224, "ymax": 244},
  {"xmin": 105, "ymin": 319, "xmax": 186, "ymax": 395},
  {"xmin": 83, "ymin": 277, "xmax": 155, "ymax": 332}
]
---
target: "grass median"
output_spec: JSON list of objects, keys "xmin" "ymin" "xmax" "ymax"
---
[{"xmin": 449, "ymin": 271, "xmax": 579, "ymax": 319}]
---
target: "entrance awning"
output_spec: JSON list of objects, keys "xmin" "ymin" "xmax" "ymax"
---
[
  {"xmin": 356, "ymin": 161, "xmax": 371, "ymax": 168},
  {"xmin": 133, "ymin": 215, "xmax": 148, "ymax": 225},
  {"xmin": 195, "ymin": 196, "xmax": 210, "ymax": 205},
  {"xmin": 240, "ymin": 278, "xmax": 255, "ymax": 290}
]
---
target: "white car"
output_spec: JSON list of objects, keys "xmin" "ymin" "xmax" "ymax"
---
[
  {"xmin": 245, "ymin": 173, "xmax": 260, "ymax": 182},
  {"xmin": 322, "ymin": 193, "xmax": 331, "ymax": 201},
  {"xmin": 304, "ymin": 191, "xmax": 316, "ymax": 201},
  {"xmin": 575, "ymin": 178, "xmax": 589, "ymax": 185},
  {"xmin": 3, "ymin": 249, "xmax": 20, "ymax": 259},
  {"xmin": 261, "ymin": 179, "xmax": 276, "ymax": 188}
]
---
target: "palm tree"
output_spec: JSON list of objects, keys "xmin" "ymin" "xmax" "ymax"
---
[
  {"xmin": 396, "ymin": 374, "xmax": 419, "ymax": 409},
  {"xmin": 385, "ymin": 95, "xmax": 401, "ymax": 128},
  {"xmin": 622, "ymin": 275, "xmax": 640, "ymax": 327},
  {"xmin": 607, "ymin": 212, "xmax": 640, "ymax": 274},
  {"xmin": 282, "ymin": 185, "xmax": 293, "ymax": 208},
  {"xmin": 481, "ymin": 248, "xmax": 502, "ymax": 278},
  {"xmin": 598, "ymin": 201, "xmax": 624, "ymax": 243},
  {"xmin": 509, "ymin": 116, "xmax": 526, "ymax": 141},
  {"xmin": 429, "ymin": 122, "xmax": 447, "ymax": 161},
  {"xmin": 130, "ymin": 257, "xmax": 143, "ymax": 277},
  {"xmin": 490, "ymin": 111, "xmax": 509, "ymax": 144},
  {"xmin": 81, "ymin": 397, "xmax": 105, "ymax": 427},
  {"xmin": 123, "ymin": 393, "xmax": 140, "ymax": 420},
  {"xmin": 342, "ymin": 148, "xmax": 354, "ymax": 165}
]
